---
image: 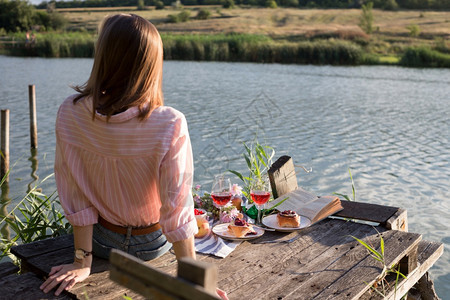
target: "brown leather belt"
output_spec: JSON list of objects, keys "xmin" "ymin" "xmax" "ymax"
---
[{"xmin": 98, "ymin": 216, "xmax": 161, "ymax": 236}]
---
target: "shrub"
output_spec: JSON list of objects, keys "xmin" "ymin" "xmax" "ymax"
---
[
  {"xmin": 383, "ymin": 0, "xmax": 398, "ymax": 10},
  {"xmin": 168, "ymin": 10, "xmax": 191, "ymax": 23},
  {"xmin": 265, "ymin": 0, "xmax": 278, "ymax": 8},
  {"xmin": 196, "ymin": 9, "xmax": 211, "ymax": 20},
  {"xmin": 407, "ymin": 24, "xmax": 420, "ymax": 37},
  {"xmin": 155, "ymin": 0, "xmax": 165, "ymax": 9},
  {"xmin": 284, "ymin": 0, "xmax": 299, "ymax": 7},
  {"xmin": 222, "ymin": 0, "xmax": 235, "ymax": 8}
]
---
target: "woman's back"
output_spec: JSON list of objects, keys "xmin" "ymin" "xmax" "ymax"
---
[{"xmin": 55, "ymin": 95, "xmax": 193, "ymax": 232}]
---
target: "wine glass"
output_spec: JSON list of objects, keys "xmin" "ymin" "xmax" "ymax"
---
[
  {"xmin": 211, "ymin": 175, "xmax": 232, "ymax": 223},
  {"xmin": 250, "ymin": 176, "xmax": 271, "ymax": 225}
]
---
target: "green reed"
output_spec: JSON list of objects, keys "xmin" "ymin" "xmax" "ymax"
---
[
  {"xmin": 333, "ymin": 168, "xmax": 356, "ymax": 202},
  {"xmin": 351, "ymin": 231, "xmax": 407, "ymax": 298},
  {"xmin": 400, "ymin": 46, "xmax": 450, "ymax": 68},
  {"xmin": 0, "ymin": 173, "xmax": 72, "ymax": 263},
  {"xmin": 4, "ymin": 31, "xmax": 449, "ymax": 67},
  {"xmin": 228, "ymin": 139, "xmax": 275, "ymax": 200}
]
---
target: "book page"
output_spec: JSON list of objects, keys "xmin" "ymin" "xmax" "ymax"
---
[{"xmin": 272, "ymin": 188, "xmax": 343, "ymax": 223}]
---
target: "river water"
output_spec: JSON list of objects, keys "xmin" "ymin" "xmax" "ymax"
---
[{"xmin": 0, "ymin": 56, "xmax": 449, "ymax": 298}]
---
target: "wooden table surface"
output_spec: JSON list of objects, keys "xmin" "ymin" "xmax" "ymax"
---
[{"xmin": 3, "ymin": 216, "xmax": 443, "ymax": 300}]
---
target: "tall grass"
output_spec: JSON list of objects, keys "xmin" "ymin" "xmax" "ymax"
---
[
  {"xmin": 163, "ymin": 34, "xmax": 364, "ymax": 65},
  {"xmin": 4, "ymin": 32, "xmax": 95, "ymax": 58},
  {"xmin": 400, "ymin": 46, "xmax": 450, "ymax": 68},
  {"xmin": 4, "ymin": 31, "xmax": 450, "ymax": 67},
  {"xmin": 0, "ymin": 174, "xmax": 72, "ymax": 263}
]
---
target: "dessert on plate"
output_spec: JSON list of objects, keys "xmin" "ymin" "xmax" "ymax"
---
[
  {"xmin": 227, "ymin": 215, "xmax": 256, "ymax": 238},
  {"xmin": 277, "ymin": 210, "xmax": 301, "ymax": 228}
]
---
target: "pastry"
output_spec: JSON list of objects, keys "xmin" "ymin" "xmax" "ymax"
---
[
  {"xmin": 228, "ymin": 217, "xmax": 256, "ymax": 238},
  {"xmin": 277, "ymin": 210, "xmax": 301, "ymax": 228}
]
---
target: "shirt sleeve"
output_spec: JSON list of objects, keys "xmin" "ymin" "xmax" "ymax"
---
[
  {"xmin": 54, "ymin": 108, "xmax": 99, "ymax": 227},
  {"xmin": 158, "ymin": 115, "xmax": 198, "ymax": 243}
]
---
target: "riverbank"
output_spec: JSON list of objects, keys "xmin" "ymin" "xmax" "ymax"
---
[
  {"xmin": 1, "ymin": 7, "xmax": 449, "ymax": 67},
  {"xmin": 2, "ymin": 32, "xmax": 450, "ymax": 67}
]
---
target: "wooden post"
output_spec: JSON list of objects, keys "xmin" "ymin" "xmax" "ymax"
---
[
  {"xmin": 1, "ymin": 109, "xmax": 10, "ymax": 182},
  {"xmin": 178, "ymin": 257, "xmax": 217, "ymax": 294},
  {"xmin": 386, "ymin": 208, "xmax": 408, "ymax": 232},
  {"xmin": 28, "ymin": 85, "xmax": 38, "ymax": 149},
  {"xmin": 268, "ymin": 155, "xmax": 298, "ymax": 199},
  {"xmin": 109, "ymin": 249, "xmax": 220, "ymax": 300}
]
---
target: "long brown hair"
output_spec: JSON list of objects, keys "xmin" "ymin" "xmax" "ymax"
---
[{"xmin": 73, "ymin": 14, "xmax": 164, "ymax": 120}]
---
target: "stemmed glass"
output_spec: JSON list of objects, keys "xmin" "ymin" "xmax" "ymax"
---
[
  {"xmin": 250, "ymin": 176, "xmax": 271, "ymax": 225},
  {"xmin": 211, "ymin": 175, "xmax": 232, "ymax": 223}
]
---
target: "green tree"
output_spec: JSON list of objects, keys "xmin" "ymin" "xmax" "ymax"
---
[
  {"xmin": 154, "ymin": 0, "xmax": 165, "ymax": 9},
  {"xmin": 359, "ymin": 2, "xmax": 374, "ymax": 34},
  {"xmin": 222, "ymin": 0, "xmax": 234, "ymax": 8},
  {"xmin": 265, "ymin": 0, "xmax": 277, "ymax": 7},
  {"xmin": 382, "ymin": 0, "xmax": 398, "ymax": 10},
  {"xmin": 137, "ymin": 0, "xmax": 146, "ymax": 10},
  {"xmin": 0, "ymin": 0, "xmax": 36, "ymax": 32}
]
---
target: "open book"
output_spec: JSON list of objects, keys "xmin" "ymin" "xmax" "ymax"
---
[{"xmin": 272, "ymin": 188, "xmax": 343, "ymax": 224}]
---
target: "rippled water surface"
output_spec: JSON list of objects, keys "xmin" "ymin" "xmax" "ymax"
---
[{"xmin": 0, "ymin": 56, "xmax": 449, "ymax": 297}]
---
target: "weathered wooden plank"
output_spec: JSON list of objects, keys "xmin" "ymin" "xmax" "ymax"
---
[
  {"xmin": 0, "ymin": 261, "xmax": 19, "ymax": 277},
  {"xmin": 178, "ymin": 257, "xmax": 217, "ymax": 294},
  {"xmin": 214, "ymin": 218, "xmax": 350, "ymax": 295},
  {"xmin": 268, "ymin": 155, "xmax": 298, "ymax": 199},
  {"xmin": 414, "ymin": 272, "xmax": 440, "ymax": 300},
  {"xmin": 25, "ymin": 246, "xmax": 110, "ymax": 277},
  {"xmin": 11, "ymin": 234, "xmax": 73, "ymax": 260},
  {"xmin": 377, "ymin": 240, "xmax": 443, "ymax": 300},
  {"xmin": 221, "ymin": 219, "xmax": 373, "ymax": 299},
  {"xmin": 256, "ymin": 222, "xmax": 386, "ymax": 300},
  {"xmin": 0, "ymin": 272, "xmax": 72, "ymax": 299},
  {"xmin": 71, "ymin": 270, "xmax": 145, "ymax": 300},
  {"xmin": 312, "ymin": 230, "xmax": 422, "ymax": 300},
  {"xmin": 109, "ymin": 249, "xmax": 220, "ymax": 300},
  {"xmin": 110, "ymin": 268, "xmax": 177, "ymax": 300},
  {"xmin": 334, "ymin": 201, "xmax": 400, "ymax": 225},
  {"xmin": 386, "ymin": 208, "xmax": 408, "ymax": 232}
]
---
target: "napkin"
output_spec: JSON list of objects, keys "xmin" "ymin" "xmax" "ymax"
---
[{"xmin": 194, "ymin": 221, "xmax": 241, "ymax": 258}]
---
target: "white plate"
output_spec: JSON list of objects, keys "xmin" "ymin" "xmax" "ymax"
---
[
  {"xmin": 212, "ymin": 223, "xmax": 265, "ymax": 241},
  {"xmin": 261, "ymin": 214, "xmax": 312, "ymax": 232}
]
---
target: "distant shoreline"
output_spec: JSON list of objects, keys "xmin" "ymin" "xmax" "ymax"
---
[{"xmin": 1, "ymin": 7, "xmax": 449, "ymax": 67}]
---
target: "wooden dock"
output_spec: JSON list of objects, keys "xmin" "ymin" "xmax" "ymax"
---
[{"xmin": 0, "ymin": 200, "xmax": 443, "ymax": 299}]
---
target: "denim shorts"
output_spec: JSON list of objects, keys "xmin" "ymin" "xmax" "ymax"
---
[{"xmin": 92, "ymin": 222, "xmax": 172, "ymax": 261}]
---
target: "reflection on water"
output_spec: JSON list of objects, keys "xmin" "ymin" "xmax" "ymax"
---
[
  {"xmin": 1, "ymin": 147, "xmax": 41, "ymax": 246},
  {"xmin": 27, "ymin": 148, "xmax": 39, "ymax": 193},
  {"xmin": 1, "ymin": 181, "xmax": 11, "ymax": 241},
  {"xmin": 0, "ymin": 56, "xmax": 448, "ymax": 297}
]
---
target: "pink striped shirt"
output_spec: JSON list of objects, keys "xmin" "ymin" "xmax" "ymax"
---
[{"xmin": 55, "ymin": 95, "xmax": 197, "ymax": 243}]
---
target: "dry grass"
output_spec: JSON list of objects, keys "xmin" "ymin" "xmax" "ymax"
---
[
  {"xmin": 58, "ymin": 7, "xmax": 450, "ymax": 33},
  {"xmin": 57, "ymin": 7, "xmax": 450, "ymax": 46}
]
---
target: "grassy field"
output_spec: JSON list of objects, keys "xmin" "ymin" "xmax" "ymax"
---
[
  {"xmin": 4, "ymin": 6, "xmax": 448, "ymax": 66},
  {"xmin": 59, "ymin": 7, "xmax": 450, "ymax": 40}
]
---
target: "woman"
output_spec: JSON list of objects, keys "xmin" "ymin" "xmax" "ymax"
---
[{"xmin": 40, "ymin": 14, "xmax": 227, "ymax": 299}]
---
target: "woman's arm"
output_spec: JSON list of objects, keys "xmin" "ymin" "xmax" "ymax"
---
[
  {"xmin": 172, "ymin": 236, "xmax": 196, "ymax": 259},
  {"xmin": 40, "ymin": 225, "xmax": 93, "ymax": 296}
]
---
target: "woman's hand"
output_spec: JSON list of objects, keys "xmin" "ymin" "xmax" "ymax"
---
[{"xmin": 40, "ymin": 262, "xmax": 91, "ymax": 296}]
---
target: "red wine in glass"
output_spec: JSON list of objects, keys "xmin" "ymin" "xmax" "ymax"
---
[
  {"xmin": 212, "ymin": 192, "xmax": 232, "ymax": 206},
  {"xmin": 250, "ymin": 191, "xmax": 271, "ymax": 206}
]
